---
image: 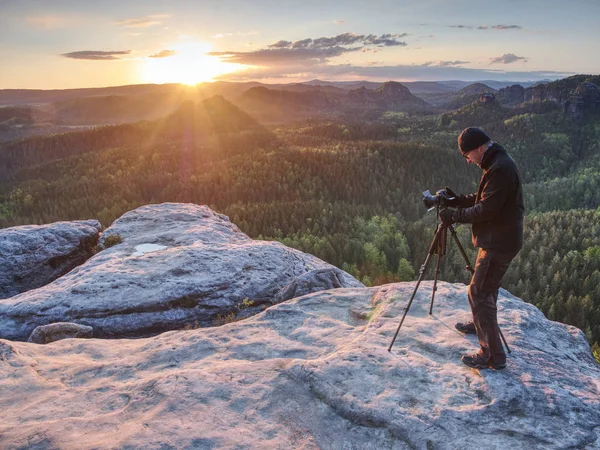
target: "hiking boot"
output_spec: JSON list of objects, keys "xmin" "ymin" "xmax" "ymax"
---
[
  {"xmin": 455, "ymin": 321, "xmax": 476, "ymax": 334},
  {"xmin": 461, "ymin": 353, "xmax": 506, "ymax": 370}
]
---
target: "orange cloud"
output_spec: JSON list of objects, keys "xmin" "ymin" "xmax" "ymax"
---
[
  {"xmin": 26, "ymin": 15, "xmax": 70, "ymax": 29},
  {"xmin": 116, "ymin": 15, "xmax": 170, "ymax": 28},
  {"xmin": 148, "ymin": 50, "xmax": 176, "ymax": 58},
  {"xmin": 62, "ymin": 50, "xmax": 132, "ymax": 61}
]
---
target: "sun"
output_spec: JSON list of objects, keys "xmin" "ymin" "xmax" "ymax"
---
[{"xmin": 142, "ymin": 41, "xmax": 243, "ymax": 85}]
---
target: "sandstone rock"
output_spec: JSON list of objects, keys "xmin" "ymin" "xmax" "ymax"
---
[
  {"xmin": 0, "ymin": 281, "xmax": 598, "ymax": 449},
  {"xmin": 0, "ymin": 203, "xmax": 362, "ymax": 340},
  {"xmin": 522, "ymin": 78, "xmax": 600, "ymax": 122},
  {"xmin": 27, "ymin": 322, "xmax": 94, "ymax": 344},
  {"xmin": 566, "ymin": 82, "xmax": 600, "ymax": 122},
  {"xmin": 497, "ymin": 84, "xmax": 525, "ymax": 106},
  {"xmin": 0, "ymin": 220, "xmax": 102, "ymax": 299},
  {"xmin": 274, "ymin": 267, "xmax": 344, "ymax": 302}
]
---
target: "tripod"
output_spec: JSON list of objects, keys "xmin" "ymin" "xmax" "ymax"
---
[{"xmin": 387, "ymin": 208, "xmax": 511, "ymax": 353}]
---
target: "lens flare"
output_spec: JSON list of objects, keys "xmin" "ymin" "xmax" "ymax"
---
[{"xmin": 142, "ymin": 41, "xmax": 244, "ymax": 85}]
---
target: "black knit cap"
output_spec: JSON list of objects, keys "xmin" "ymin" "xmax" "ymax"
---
[{"xmin": 458, "ymin": 127, "xmax": 491, "ymax": 154}]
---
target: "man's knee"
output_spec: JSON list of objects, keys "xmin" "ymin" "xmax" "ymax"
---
[{"xmin": 468, "ymin": 283, "xmax": 497, "ymax": 314}]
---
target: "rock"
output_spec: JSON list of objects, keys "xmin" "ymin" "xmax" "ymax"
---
[
  {"xmin": 0, "ymin": 220, "xmax": 102, "ymax": 299},
  {"xmin": 497, "ymin": 84, "xmax": 525, "ymax": 106},
  {"xmin": 0, "ymin": 281, "xmax": 598, "ymax": 449},
  {"xmin": 566, "ymin": 82, "xmax": 600, "ymax": 123},
  {"xmin": 479, "ymin": 92, "xmax": 495, "ymax": 103},
  {"xmin": 27, "ymin": 322, "xmax": 93, "ymax": 344},
  {"xmin": 0, "ymin": 203, "xmax": 362, "ymax": 340},
  {"xmin": 522, "ymin": 77, "xmax": 600, "ymax": 122},
  {"xmin": 274, "ymin": 268, "xmax": 344, "ymax": 302}
]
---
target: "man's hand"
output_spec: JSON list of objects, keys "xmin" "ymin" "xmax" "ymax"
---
[
  {"xmin": 439, "ymin": 208, "xmax": 456, "ymax": 226},
  {"xmin": 437, "ymin": 186, "xmax": 460, "ymax": 207}
]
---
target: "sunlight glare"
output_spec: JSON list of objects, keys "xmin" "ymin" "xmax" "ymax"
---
[{"xmin": 142, "ymin": 41, "xmax": 243, "ymax": 85}]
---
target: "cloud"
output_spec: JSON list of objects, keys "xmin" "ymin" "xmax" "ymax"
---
[
  {"xmin": 422, "ymin": 60, "xmax": 469, "ymax": 67},
  {"xmin": 62, "ymin": 50, "xmax": 131, "ymax": 60},
  {"xmin": 216, "ymin": 62, "xmax": 572, "ymax": 83},
  {"xmin": 26, "ymin": 15, "xmax": 69, "ymax": 29},
  {"xmin": 116, "ymin": 15, "xmax": 170, "ymax": 28},
  {"xmin": 451, "ymin": 24, "xmax": 522, "ymax": 30},
  {"xmin": 210, "ymin": 32, "xmax": 408, "ymax": 66},
  {"xmin": 268, "ymin": 40, "xmax": 293, "ymax": 49},
  {"xmin": 489, "ymin": 53, "xmax": 528, "ymax": 64},
  {"xmin": 334, "ymin": 19, "xmax": 345, "ymax": 25},
  {"xmin": 210, "ymin": 47, "xmax": 354, "ymax": 66},
  {"xmin": 490, "ymin": 25, "xmax": 522, "ymax": 30},
  {"xmin": 210, "ymin": 33, "xmax": 233, "ymax": 39},
  {"xmin": 148, "ymin": 50, "xmax": 176, "ymax": 58}
]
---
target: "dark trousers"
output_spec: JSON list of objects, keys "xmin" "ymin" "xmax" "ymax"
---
[{"xmin": 468, "ymin": 248, "xmax": 518, "ymax": 363}]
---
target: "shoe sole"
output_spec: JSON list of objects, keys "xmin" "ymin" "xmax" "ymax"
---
[
  {"xmin": 455, "ymin": 326, "xmax": 476, "ymax": 334},
  {"xmin": 463, "ymin": 362, "xmax": 506, "ymax": 370}
]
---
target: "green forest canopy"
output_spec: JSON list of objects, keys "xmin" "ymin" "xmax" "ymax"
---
[{"xmin": 1, "ymin": 90, "xmax": 599, "ymax": 361}]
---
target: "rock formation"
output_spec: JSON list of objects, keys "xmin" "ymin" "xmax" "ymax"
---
[
  {"xmin": 27, "ymin": 322, "xmax": 93, "ymax": 344},
  {"xmin": 0, "ymin": 281, "xmax": 598, "ymax": 449},
  {"xmin": 566, "ymin": 82, "xmax": 600, "ymax": 122},
  {"xmin": 521, "ymin": 76, "xmax": 600, "ymax": 122},
  {"xmin": 0, "ymin": 220, "xmax": 101, "ymax": 299},
  {"xmin": 496, "ymin": 84, "xmax": 526, "ymax": 106},
  {"xmin": 0, "ymin": 203, "xmax": 362, "ymax": 340}
]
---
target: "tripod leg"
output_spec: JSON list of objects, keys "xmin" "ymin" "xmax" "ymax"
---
[
  {"xmin": 388, "ymin": 252, "xmax": 435, "ymax": 352},
  {"xmin": 388, "ymin": 225, "xmax": 445, "ymax": 352},
  {"xmin": 428, "ymin": 249, "xmax": 443, "ymax": 315},
  {"xmin": 447, "ymin": 225, "xmax": 474, "ymax": 274},
  {"xmin": 498, "ymin": 327, "xmax": 511, "ymax": 354}
]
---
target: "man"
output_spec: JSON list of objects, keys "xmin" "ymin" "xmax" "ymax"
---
[{"xmin": 439, "ymin": 127, "xmax": 524, "ymax": 370}]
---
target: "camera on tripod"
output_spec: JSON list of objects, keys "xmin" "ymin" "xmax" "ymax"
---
[
  {"xmin": 422, "ymin": 188, "xmax": 455, "ymax": 210},
  {"xmin": 389, "ymin": 185, "xmax": 512, "ymax": 354}
]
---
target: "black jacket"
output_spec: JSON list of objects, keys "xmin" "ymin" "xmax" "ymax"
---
[{"xmin": 453, "ymin": 143, "xmax": 524, "ymax": 252}]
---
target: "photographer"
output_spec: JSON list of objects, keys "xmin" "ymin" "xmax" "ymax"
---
[{"xmin": 439, "ymin": 127, "xmax": 524, "ymax": 370}]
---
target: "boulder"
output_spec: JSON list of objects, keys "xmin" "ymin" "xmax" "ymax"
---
[
  {"xmin": 0, "ymin": 203, "xmax": 362, "ymax": 340},
  {"xmin": 274, "ymin": 267, "xmax": 345, "ymax": 302},
  {"xmin": 0, "ymin": 220, "xmax": 102, "ymax": 299},
  {"xmin": 0, "ymin": 281, "xmax": 598, "ymax": 449},
  {"xmin": 27, "ymin": 322, "xmax": 94, "ymax": 344}
]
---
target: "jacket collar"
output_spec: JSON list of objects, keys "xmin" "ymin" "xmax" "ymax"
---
[{"xmin": 481, "ymin": 142, "xmax": 505, "ymax": 170}]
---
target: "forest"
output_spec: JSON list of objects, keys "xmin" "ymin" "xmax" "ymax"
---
[{"xmin": 1, "ymin": 79, "xmax": 599, "ymax": 361}]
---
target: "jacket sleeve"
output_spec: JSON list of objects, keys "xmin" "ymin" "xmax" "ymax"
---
[
  {"xmin": 454, "ymin": 166, "xmax": 513, "ymax": 224},
  {"xmin": 455, "ymin": 193, "xmax": 476, "ymax": 208}
]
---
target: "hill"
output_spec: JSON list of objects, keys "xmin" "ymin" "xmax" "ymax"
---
[
  {"xmin": 236, "ymin": 86, "xmax": 338, "ymax": 120},
  {"xmin": 417, "ymin": 83, "xmax": 496, "ymax": 109},
  {"xmin": 235, "ymin": 81, "xmax": 431, "ymax": 121},
  {"xmin": 346, "ymin": 81, "xmax": 431, "ymax": 112},
  {"xmin": 493, "ymin": 75, "xmax": 600, "ymax": 122},
  {"xmin": 0, "ymin": 96, "xmax": 266, "ymax": 182}
]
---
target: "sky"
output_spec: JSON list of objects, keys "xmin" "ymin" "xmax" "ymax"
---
[{"xmin": 1, "ymin": 0, "xmax": 599, "ymax": 89}]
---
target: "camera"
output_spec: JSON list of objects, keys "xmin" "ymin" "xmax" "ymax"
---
[{"xmin": 422, "ymin": 189, "xmax": 455, "ymax": 210}]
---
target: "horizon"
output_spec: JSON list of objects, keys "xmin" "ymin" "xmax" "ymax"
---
[
  {"xmin": 0, "ymin": 77, "xmax": 564, "ymax": 93},
  {"xmin": 1, "ymin": 0, "xmax": 599, "ymax": 90}
]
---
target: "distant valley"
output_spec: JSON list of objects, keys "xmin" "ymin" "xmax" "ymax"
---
[{"xmin": 1, "ymin": 74, "xmax": 599, "ymax": 357}]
